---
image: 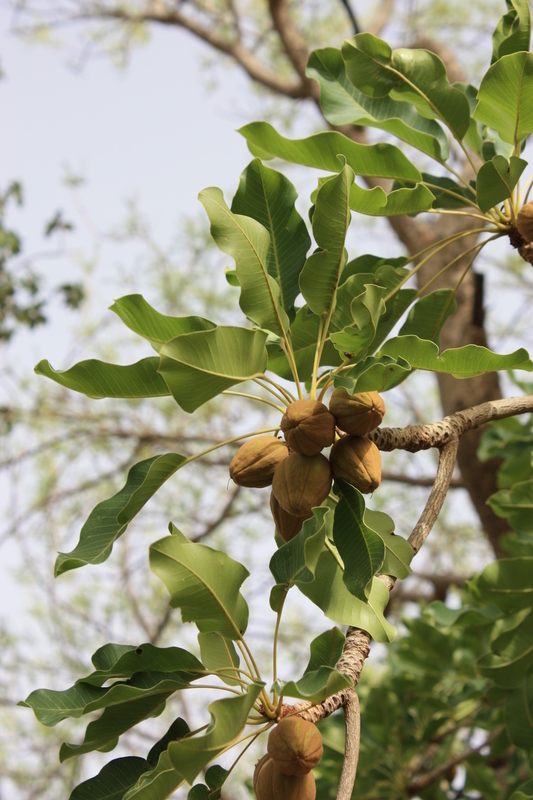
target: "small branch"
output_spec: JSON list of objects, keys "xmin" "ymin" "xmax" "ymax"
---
[
  {"xmin": 382, "ymin": 470, "xmax": 464, "ymax": 489},
  {"xmin": 267, "ymin": 0, "xmax": 318, "ymax": 97},
  {"xmin": 336, "ymin": 691, "xmax": 360, "ymax": 800}
]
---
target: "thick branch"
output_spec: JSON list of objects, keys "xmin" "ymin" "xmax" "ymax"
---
[{"xmin": 336, "ymin": 691, "xmax": 360, "ymax": 800}]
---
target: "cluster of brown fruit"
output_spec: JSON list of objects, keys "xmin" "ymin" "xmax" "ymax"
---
[
  {"xmin": 253, "ymin": 717, "xmax": 323, "ymax": 800},
  {"xmin": 229, "ymin": 388, "xmax": 385, "ymax": 542}
]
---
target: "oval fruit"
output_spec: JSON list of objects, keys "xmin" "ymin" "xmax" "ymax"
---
[
  {"xmin": 267, "ymin": 717, "xmax": 323, "ymax": 776},
  {"xmin": 254, "ymin": 756, "xmax": 316, "ymax": 800},
  {"xmin": 272, "ymin": 452, "xmax": 332, "ymax": 517},
  {"xmin": 229, "ymin": 437, "xmax": 289, "ymax": 488},
  {"xmin": 330, "ymin": 436, "xmax": 381, "ymax": 493},
  {"xmin": 329, "ymin": 388, "xmax": 385, "ymax": 436},
  {"xmin": 281, "ymin": 399, "xmax": 336, "ymax": 456},
  {"xmin": 270, "ymin": 493, "xmax": 311, "ymax": 542}
]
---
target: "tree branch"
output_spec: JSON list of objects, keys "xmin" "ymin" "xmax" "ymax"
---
[{"xmin": 336, "ymin": 690, "xmax": 360, "ymax": 800}]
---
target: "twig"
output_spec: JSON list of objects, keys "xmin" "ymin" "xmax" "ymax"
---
[{"xmin": 336, "ymin": 690, "xmax": 360, "ymax": 800}]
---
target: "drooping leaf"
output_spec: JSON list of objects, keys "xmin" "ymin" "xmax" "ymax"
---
[
  {"xmin": 342, "ymin": 33, "xmax": 471, "ymax": 140},
  {"xmin": 307, "ymin": 47, "xmax": 449, "ymax": 160},
  {"xmin": 474, "ymin": 52, "xmax": 533, "ymax": 145},
  {"xmin": 511, "ymin": 784, "xmax": 533, "ymax": 800},
  {"xmin": 69, "ymin": 757, "xmax": 149, "ymax": 800},
  {"xmin": 427, "ymin": 602, "xmax": 502, "ymax": 629},
  {"xmin": 364, "ymin": 509, "xmax": 413, "ymax": 580},
  {"xmin": 230, "ymin": 159, "xmax": 311, "ymax": 318},
  {"xmin": 239, "ymin": 122, "xmax": 422, "ymax": 181},
  {"xmin": 492, "ymin": 0, "xmax": 531, "ymax": 62},
  {"xmin": 272, "ymin": 666, "xmax": 352, "ymax": 704},
  {"xmin": 35, "ymin": 357, "xmax": 170, "ymax": 399},
  {"xmin": 266, "ymin": 306, "xmax": 342, "ymax": 381},
  {"xmin": 54, "ymin": 453, "xmax": 186, "ymax": 575},
  {"xmin": 332, "ymin": 481, "xmax": 385, "ymax": 600},
  {"xmin": 150, "ymin": 525, "xmax": 249, "ymax": 639},
  {"xmin": 269, "ymin": 506, "xmax": 331, "ymax": 585},
  {"xmin": 304, "ymin": 628, "xmax": 345, "ymax": 674},
  {"xmin": 330, "ymin": 283, "xmax": 388, "ymax": 355},
  {"xmin": 84, "ymin": 643, "xmax": 205, "ymax": 687},
  {"xmin": 335, "ymin": 354, "xmax": 412, "ymax": 394},
  {"xmin": 198, "ymin": 188, "xmax": 289, "ymax": 336},
  {"xmin": 197, "ymin": 632, "xmax": 241, "ymax": 686},
  {"xmin": 476, "ymin": 155, "xmax": 527, "ymax": 212},
  {"xmin": 110, "ymin": 295, "xmax": 216, "ymax": 351},
  {"xmin": 296, "ymin": 550, "xmax": 396, "ymax": 643},
  {"xmin": 311, "ymin": 172, "xmax": 434, "ymax": 217},
  {"xmin": 506, "ymin": 672, "xmax": 533, "ymax": 750},
  {"xmin": 477, "ymin": 611, "xmax": 533, "ymax": 688},
  {"xmin": 379, "ymin": 336, "xmax": 533, "ymax": 378},
  {"xmin": 488, "ymin": 480, "xmax": 533, "ymax": 532},
  {"xmin": 421, "ymin": 172, "xmax": 476, "ymax": 209},
  {"xmin": 123, "ymin": 751, "xmax": 184, "ymax": 800},
  {"xmin": 469, "ymin": 557, "xmax": 533, "ymax": 612},
  {"xmin": 147, "ymin": 718, "xmax": 191, "ymax": 767},
  {"xmin": 159, "ymin": 326, "xmax": 268, "ymax": 412},
  {"xmin": 166, "ymin": 684, "xmax": 263, "ymax": 783},
  {"xmin": 300, "ymin": 165, "xmax": 353, "ymax": 315},
  {"xmin": 399, "ymin": 289, "xmax": 457, "ymax": 344}
]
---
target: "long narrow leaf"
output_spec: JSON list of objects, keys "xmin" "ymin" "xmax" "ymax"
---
[{"xmin": 35, "ymin": 357, "xmax": 170, "ymax": 399}]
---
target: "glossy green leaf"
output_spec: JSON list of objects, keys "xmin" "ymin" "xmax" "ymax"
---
[
  {"xmin": 304, "ymin": 628, "xmax": 345, "ymax": 674},
  {"xmin": 399, "ymin": 289, "xmax": 457, "ymax": 344},
  {"xmin": 335, "ymin": 354, "xmax": 411, "ymax": 394},
  {"xmin": 342, "ymin": 33, "xmax": 470, "ymax": 139},
  {"xmin": 375, "ymin": 530, "xmax": 413, "ymax": 580},
  {"xmin": 230, "ymin": 159, "xmax": 310, "ymax": 318},
  {"xmin": 266, "ymin": 306, "xmax": 342, "ymax": 381},
  {"xmin": 474, "ymin": 52, "xmax": 533, "ymax": 145},
  {"xmin": 205, "ymin": 765, "xmax": 228, "ymax": 792},
  {"xmin": 147, "ymin": 718, "xmax": 191, "ymax": 767},
  {"xmin": 333, "ymin": 481, "xmax": 385, "ymax": 601},
  {"xmin": 54, "ymin": 453, "xmax": 186, "ymax": 575},
  {"xmin": 110, "ymin": 295, "xmax": 216, "ymax": 351},
  {"xmin": 492, "ymin": 0, "xmax": 531, "ymax": 62},
  {"xmin": 488, "ymin": 480, "xmax": 533, "ymax": 532},
  {"xmin": 269, "ymin": 506, "xmax": 331, "ymax": 585},
  {"xmin": 421, "ymin": 172, "xmax": 476, "ymax": 209},
  {"xmin": 35, "ymin": 357, "xmax": 170, "ymax": 399},
  {"xmin": 239, "ymin": 122, "xmax": 422, "ymax": 181},
  {"xmin": 197, "ymin": 632, "xmax": 241, "ymax": 686},
  {"xmin": 476, "ymin": 155, "xmax": 527, "ymax": 212},
  {"xmin": 320, "ymin": 175, "xmax": 435, "ymax": 217},
  {"xmin": 296, "ymin": 550, "xmax": 396, "ymax": 643},
  {"xmin": 123, "ymin": 751, "xmax": 184, "ymax": 800},
  {"xmin": 166, "ymin": 684, "xmax": 263, "ymax": 783},
  {"xmin": 150, "ymin": 525, "xmax": 249, "ymax": 639},
  {"xmin": 307, "ymin": 47, "xmax": 449, "ymax": 160},
  {"xmin": 477, "ymin": 612, "xmax": 533, "ymax": 687},
  {"xmin": 69, "ymin": 758, "xmax": 149, "ymax": 800},
  {"xmin": 159, "ymin": 326, "xmax": 268, "ymax": 412},
  {"xmin": 330, "ymin": 283, "xmax": 388, "ymax": 355},
  {"xmin": 380, "ymin": 335, "xmax": 533, "ymax": 377},
  {"xmin": 273, "ymin": 666, "xmax": 352, "ymax": 704},
  {"xmin": 199, "ymin": 188, "xmax": 289, "ymax": 336},
  {"xmin": 506, "ymin": 674, "xmax": 533, "ymax": 750},
  {"xmin": 84, "ymin": 643, "xmax": 204, "ymax": 687},
  {"xmin": 469, "ymin": 557, "xmax": 533, "ymax": 612},
  {"xmin": 300, "ymin": 165, "xmax": 353, "ymax": 315}
]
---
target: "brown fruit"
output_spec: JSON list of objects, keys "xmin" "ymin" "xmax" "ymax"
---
[
  {"xmin": 254, "ymin": 756, "xmax": 316, "ymax": 800},
  {"xmin": 270, "ymin": 493, "xmax": 311, "ymax": 542},
  {"xmin": 272, "ymin": 452, "xmax": 332, "ymax": 517},
  {"xmin": 280, "ymin": 399, "xmax": 336, "ymax": 456},
  {"xmin": 253, "ymin": 754, "xmax": 272, "ymax": 796},
  {"xmin": 229, "ymin": 437, "xmax": 289, "ymax": 488},
  {"xmin": 267, "ymin": 717, "xmax": 323, "ymax": 776},
  {"xmin": 330, "ymin": 436, "xmax": 381, "ymax": 493},
  {"xmin": 517, "ymin": 202, "xmax": 533, "ymax": 243},
  {"xmin": 329, "ymin": 388, "xmax": 385, "ymax": 436}
]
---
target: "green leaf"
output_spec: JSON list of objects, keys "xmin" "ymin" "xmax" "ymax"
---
[
  {"xmin": 506, "ymin": 674, "xmax": 533, "ymax": 750},
  {"xmin": 147, "ymin": 718, "xmax": 191, "ymax": 767},
  {"xmin": 399, "ymin": 289, "xmax": 457, "ymax": 344},
  {"xmin": 123, "ymin": 751, "xmax": 184, "ymax": 800},
  {"xmin": 477, "ymin": 612, "xmax": 533, "ymax": 687},
  {"xmin": 150, "ymin": 525, "xmax": 249, "ymax": 639},
  {"xmin": 166, "ymin": 684, "xmax": 263, "ymax": 783},
  {"xmin": 273, "ymin": 667, "xmax": 352, "ymax": 704},
  {"xmin": 266, "ymin": 307, "xmax": 342, "ymax": 382},
  {"xmin": 372, "ymin": 528, "xmax": 413, "ymax": 581},
  {"xmin": 335, "ymin": 354, "xmax": 412, "ymax": 394},
  {"xmin": 296, "ymin": 550, "xmax": 396, "ymax": 643},
  {"xmin": 269, "ymin": 506, "xmax": 331, "ymax": 585},
  {"xmin": 198, "ymin": 188, "xmax": 289, "ymax": 336},
  {"xmin": 84, "ymin": 643, "xmax": 204, "ymax": 687},
  {"xmin": 230, "ymin": 159, "xmax": 311, "ymax": 319},
  {"xmin": 330, "ymin": 283, "xmax": 388, "ymax": 356},
  {"xmin": 420, "ymin": 173, "xmax": 476, "ymax": 209},
  {"xmin": 492, "ymin": 0, "xmax": 531, "ymax": 62},
  {"xmin": 474, "ymin": 52, "xmax": 533, "ymax": 146},
  {"xmin": 110, "ymin": 295, "xmax": 216, "ymax": 351},
  {"xmin": 69, "ymin": 758, "xmax": 149, "ymax": 800},
  {"xmin": 488, "ymin": 480, "xmax": 533, "ymax": 532},
  {"xmin": 159, "ymin": 326, "xmax": 268, "ymax": 412},
  {"xmin": 35, "ymin": 357, "xmax": 170, "ymax": 399},
  {"xmin": 304, "ymin": 628, "xmax": 345, "ymax": 674},
  {"xmin": 307, "ymin": 47, "xmax": 449, "ymax": 160},
  {"xmin": 469, "ymin": 557, "xmax": 533, "ymax": 612},
  {"xmin": 197, "ymin": 632, "xmax": 241, "ymax": 686},
  {"xmin": 510, "ymin": 781, "xmax": 533, "ymax": 800},
  {"xmin": 427, "ymin": 601, "xmax": 502, "ymax": 628},
  {"xmin": 54, "ymin": 453, "xmax": 186, "ymax": 575},
  {"xmin": 379, "ymin": 335, "xmax": 533, "ymax": 378},
  {"xmin": 300, "ymin": 165, "xmax": 353, "ymax": 315},
  {"xmin": 239, "ymin": 122, "xmax": 422, "ymax": 181},
  {"xmin": 333, "ymin": 481, "xmax": 385, "ymax": 601},
  {"xmin": 476, "ymin": 155, "xmax": 527, "ymax": 212},
  {"xmin": 342, "ymin": 33, "xmax": 471, "ymax": 140},
  {"xmin": 313, "ymin": 174, "xmax": 434, "ymax": 217},
  {"xmin": 464, "ymin": 754, "xmax": 502, "ymax": 800}
]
